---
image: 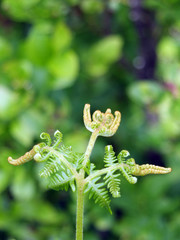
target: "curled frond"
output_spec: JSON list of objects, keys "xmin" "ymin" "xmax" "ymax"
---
[
  {"xmin": 34, "ymin": 148, "xmax": 53, "ymax": 162},
  {"xmin": 33, "ymin": 130, "xmax": 64, "ymax": 163},
  {"xmin": 40, "ymin": 130, "xmax": 63, "ymax": 149},
  {"xmin": 131, "ymin": 164, "xmax": 172, "ymax": 176},
  {"xmin": 40, "ymin": 132, "xmax": 51, "ymax": 146},
  {"xmin": 117, "ymin": 151, "xmax": 137, "ymax": 183},
  {"xmin": 52, "ymin": 130, "xmax": 63, "ymax": 149},
  {"xmin": 117, "ymin": 150, "xmax": 130, "ymax": 163},
  {"xmin": 119, "ymin": 165, "xmax": 137, "ymax": 184},
  {"xmin": 126, "ymin": 158, "xmax": 136, "ymax": 166},
  {"xmin": 85, "ymin": 177, "xmax": 111, "ymax": 213},
  {"xmin": 8, "ymin": 144, "xmax": 42, "ymax": 165},
  {"xmin": 83, "ymin": 104, "xmax": 121, "ymax": 137}
]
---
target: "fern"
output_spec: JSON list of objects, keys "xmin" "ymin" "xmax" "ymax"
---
[
  {"xmin": 84, "ymin": 176, "xmax": 111, "ymax": 213},
  {"xmin": 8, "ymin": 104, "xmax": 172, "ymax": 240}
]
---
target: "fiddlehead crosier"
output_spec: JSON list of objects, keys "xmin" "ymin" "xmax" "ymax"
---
[
  {"xmin": 131, "ymin": 164, "xmax": 172, "ymax": 176},
  {"xmin": 82, "ymin": 104, "xmax": 121, "ymax": 167},
  {"xmin": 34, "ymin": 130, "xmax": 63, "ymax": 162},
  {"xmin": 8, "ymin": 144, "xmax": 43, "ymax": 165},
  {"xmin": 83, "ymin": 103, "xmax": 121, "ymax": 137}
]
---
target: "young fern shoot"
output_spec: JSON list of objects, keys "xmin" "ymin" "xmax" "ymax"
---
[{"xmin": 8, "ymin": 104, "xmax": 172, "ymax": 240}]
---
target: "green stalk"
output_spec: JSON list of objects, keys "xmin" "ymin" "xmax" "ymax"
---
[
  {"xmin": 82, "ymin": 130, "xmax": 99, "ymax": 168},
  {"xmin": 76, "ymin": 130, "xmax": 99, "ymax": 240},
  {"xmin": 76, "ymin": 178, "xmax": 85, "ymax": 240}
]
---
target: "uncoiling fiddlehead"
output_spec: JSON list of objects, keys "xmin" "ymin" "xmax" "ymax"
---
[
  {"xmin": 83, "ymin": 103, "xmax": 121, "ymax": 137},
  {"xmin": 8, "ymin": 144, "xmax": 42, "ymax": 165},
  {"xmin": 131, "ymin": 164, "xmax": 172, "ymax": 176}
]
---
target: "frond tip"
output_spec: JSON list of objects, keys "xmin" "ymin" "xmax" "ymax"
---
[
  {"xmin": 104, "ymin": 145, "xmax": 117, "ymax": 167},
  {"xmin": 8, "ymin": 144, "xmax": 42, "ymax": 165},
  {"xmin": 103, "ymin": 145, "xmax": 121, "ymax": 197},
  {"xmin": 131, "ymin": 164, "xmax": 172, "ymax": 176}
]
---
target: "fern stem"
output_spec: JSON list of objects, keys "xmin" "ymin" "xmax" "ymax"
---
[
  {"xmin": 76, "ymin": 178, "xmax": 85, "ymax": 240},
  {"xmin": 85, "ymin": 164, "xmax": 120, "ymax": 183},
  {"xmin": 82, "ymin": 130, "xmax": 99, "ymax": 168},
  {"xmin": 85, "ymin": 163, "xmax": 133, "ymax": 184}
]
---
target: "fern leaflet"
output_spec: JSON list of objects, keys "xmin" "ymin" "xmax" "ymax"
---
[
  {"xmin": 103, "ymin": 145, "xmax": 121, "ymax": 197},
  {"xmin": 85, "ymin": 176, "xmax": 111, "ymax": 213},
  {"xmin": 104, "ymin": 171, "xmax": 121, "ymax": 198},
  {"xmin": 104, "ymin": 145, "xmax": 117, "ymax": 167},
  {"xmin": 39, "ymin": 157, "xmax": 66, "ymax": 178},
  {"xmin": 48, "ymin": 170, "xmax": 75, "ymax": 192}
]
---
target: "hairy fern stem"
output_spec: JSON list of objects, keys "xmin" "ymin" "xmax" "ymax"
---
[{"xmin": 82, "ymin": 130, "xmax": 99, "ymax": 169}]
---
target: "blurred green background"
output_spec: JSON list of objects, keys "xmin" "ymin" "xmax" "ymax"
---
[{"xmin": 0, "ymin": 0, "xmax": 180, "ymax": 239}]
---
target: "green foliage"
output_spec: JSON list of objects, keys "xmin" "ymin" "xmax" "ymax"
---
[
  {"xmin": 0, "ymin": 36, "xmax": 11, "ymax": 60},
  {"xmin": 85, "ymin": 36, "xmax": 123, "ymax": 77},
  {"xmin": 127, "ymin": 81, "xmax": 163, "ymax": 105}
]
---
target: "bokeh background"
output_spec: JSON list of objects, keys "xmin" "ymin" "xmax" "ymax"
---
[{"xmin": 0, "ymin": 0, "xmax": 180, "ymax": 239}]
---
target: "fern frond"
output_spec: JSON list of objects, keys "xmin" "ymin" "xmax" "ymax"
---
[
  {"xmin": 85, "ymin": 162, "xmax": 96, "ymax": 175},
  {"xmin": 104, "ymin": 145, "xmax": 117, "ymax": 167},
  {"xmin": 104, "ymin": 171, "xmax": 121, "ymax": 198},
  {"xmin": 58, "ymin": 144, "xmax": 73, "ymax": 157},
  {"xmin": 57, "ymin": 144, "xmax": 84, "ymax": 170},
  {"xmin": 70, "ymin": 152, "xmax": 84, "ymax": 170},
  {"xmin": 85, "ymin": 177, "xmax": 111, "ymax": 213},
  {"xmin": 48, "ymin": 170, "xmax": 75, "ymax": 192},
  {"xmin": 39, "ymin": 157, "xmax": 66, "ymax": 178},
  {"xmin": 103, "ymin": 145, "xmax": 121, "ymax": 197}
]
